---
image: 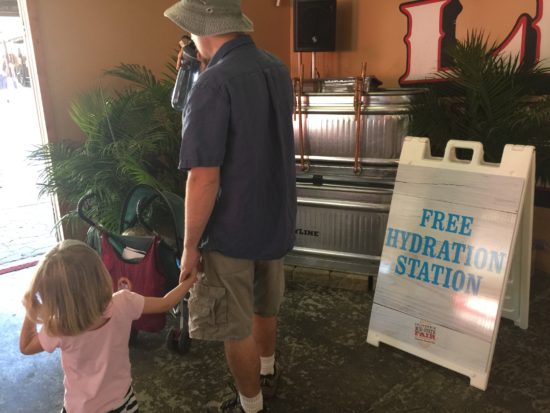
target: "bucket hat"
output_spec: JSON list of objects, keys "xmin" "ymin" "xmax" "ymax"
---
[{"xmin": 164, "ymin": 0, "xmax": 254, "ymax": 36}]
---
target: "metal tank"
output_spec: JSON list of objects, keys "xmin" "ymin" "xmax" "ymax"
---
[
  {"xmin": 287, "ymin": 80, "xmax": 424, "ymax": 281},
  {"xmin": 286, "ymin": 180, "xmax": 393, "ymax": 278},
  {"xmin": 293, "ymin": 80, "xmax": 425, "ymax": 182}
]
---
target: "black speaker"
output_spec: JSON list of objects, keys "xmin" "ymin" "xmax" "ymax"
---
[{"xmin": 294, "ymin": 0, "xmax": 336, "ymax": 52}]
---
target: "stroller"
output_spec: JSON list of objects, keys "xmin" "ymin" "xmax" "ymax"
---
[{"xmin": 77, "ymin": 184, "xmax": 192, "ymax": 354}]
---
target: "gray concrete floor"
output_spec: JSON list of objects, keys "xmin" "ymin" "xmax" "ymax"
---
[{"xmin": 1, "ymin": 266, "xmax": 549, "ymax": 413}]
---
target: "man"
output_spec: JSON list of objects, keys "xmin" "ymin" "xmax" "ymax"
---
[{"xmin": 164, "ymin": 1, "xmax": 296, "ymax": 412}]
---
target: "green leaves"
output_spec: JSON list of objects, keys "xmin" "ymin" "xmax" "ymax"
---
[
  {"xmin": 29, "ymin": 62, "xmax": 184, "ymax": 232},
  {"xmin": 104, "ymin": 64, "xmax": 158, "ymax": 89},
  {"xmin": 411, "ymin": 31, "xmax": 550, "ymax": 181}
]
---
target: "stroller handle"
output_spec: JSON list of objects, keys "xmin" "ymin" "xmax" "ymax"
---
[{"xmin": 77, "ymin": 193, "xmax": 103, "ymax": 230}]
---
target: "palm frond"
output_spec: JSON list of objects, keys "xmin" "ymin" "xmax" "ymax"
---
[
  {"xmin": 30, "ymin": 61, "xmax": 183, "ymax": 232},
  {"xmin": 411, "ymin": 30, "xmax": 550, "ymax": 172},
  {"xmin": 104, "ymin": 63, "xmax": 159, "ymax": 89}
]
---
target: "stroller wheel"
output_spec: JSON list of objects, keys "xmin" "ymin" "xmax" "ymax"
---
[{"xmin": 166, "ymin": 327, "xmax": 191, "ymax": 354}]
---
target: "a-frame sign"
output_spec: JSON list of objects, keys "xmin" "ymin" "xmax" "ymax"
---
[{"xmin": 367, "ymin": 137, "xmax": 535, "ymax": 390}]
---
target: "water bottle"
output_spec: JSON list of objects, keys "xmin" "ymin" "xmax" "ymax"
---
[{"xmin": 171, "ymin": 42, "xmax": 201, "ymax": 111}]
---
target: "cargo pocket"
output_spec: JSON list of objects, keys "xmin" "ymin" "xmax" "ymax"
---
[{"xmin": 188, "ymin": 283, "xmax": 227, "ymax": 337}]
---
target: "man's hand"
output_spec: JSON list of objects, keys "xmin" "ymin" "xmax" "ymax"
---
[{"xmin": 180, "ymin": 246, "xmax": 201, "ymax": 283}]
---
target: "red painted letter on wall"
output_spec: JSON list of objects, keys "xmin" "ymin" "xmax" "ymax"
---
[
  {"xmin": 400, "ymin": 0, "xmax": 462, "ymax": 84},
  {"xmin": 400, "ymin": 0, "xmax": 550, "ymax": 86}
]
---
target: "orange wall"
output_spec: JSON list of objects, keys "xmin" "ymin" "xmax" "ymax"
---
[
  {"xmin": 23, "ymin": 0, "xmax": 291, "ymax": 145},
  {"xmin": 290, "ymin": 0, "xmax": 538, "ymax": 87},
  {"xmin": 243, "ymin": 0, "xmax": 291, "ymax": 67},
  {"xmin": 19, "ymin": 0, "xmax": 290, "ymax": 239},
  {"xmin": 19, "ymin": 0, "xmax": 544, "ymax": 239},
  {"xmin": 24, "ymin": 0, "xmax": 538, "ymax": 142}
]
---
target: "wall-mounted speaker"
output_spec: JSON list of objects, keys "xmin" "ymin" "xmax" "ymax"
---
[{"xmin": 294, "ymin": 0, "xmax": 336, "ymax": 52}]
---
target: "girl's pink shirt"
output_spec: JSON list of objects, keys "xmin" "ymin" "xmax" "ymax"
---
[{"xmin": 38, "ymin": 289, "xmax": 144, "ymax": 413}]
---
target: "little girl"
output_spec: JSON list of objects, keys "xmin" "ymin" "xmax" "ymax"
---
[{"xmin": 19, "ymin": 239, "xmax": 197, "ymax": 413}]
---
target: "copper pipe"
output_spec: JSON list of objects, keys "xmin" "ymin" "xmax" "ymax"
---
[
  {"xmin": 293, "ymin": 65, "xmax": 306, "ymax": 171},
  {"xmin": 353, "ymin": 62, "xmax": 368, "ymax": 175}
]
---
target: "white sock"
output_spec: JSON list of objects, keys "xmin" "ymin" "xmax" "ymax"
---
[
  {"xmin": 260, "ymin": 354, "xmax": 275, "ymax": 375},
  {"xmin": 239, "ymin": 391, "xmax": 263, "ymax": 413}
]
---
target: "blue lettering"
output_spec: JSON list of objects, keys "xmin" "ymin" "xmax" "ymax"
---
[
  {"xmin": 474, "ymin": 248, "xmax": 488, "ymax": 270},
  {"xmin": 408, "ymin": 257, "xmax": 421, "ymax": 279},
  {"xmin": 451, "ymin": 242, "xmax": 466, "ymax": 264},
  {"xmin": 400, "ymin": 230, "xmax": 411, "ymax": 251},
  {"xmin": 460, "ymin": 215, "xmax": 474, "ymax": 236},
  {"xmin": 446, "ymin": 213, "xmax": 460, "ymax": 233},
  {"xmin": 420, "ymin": 208, "xmax": 434, "ymax": 228},
  {"xmin": 395, "ymin": 255, "xmax": 407, "ymax": 275},
  {"xmin": 416, "ymin": 260, "xmax": 430, "ymax": 283},
  {"xmin": 488, "ymin": 251, "xmax": 507, "ymax": 274},
  {"xmin": 464, "ymin": 244, "xmax": 474, "ymax": 266},
  {"xmin": 433, "ymin": 210, "xmax": 446, "ymax": 231},
  {"xmin": 442, "ymin": 266, "xmax": 453, "ymax": 289},
  {"xmin": 410, "ymin": 232, "xmax": 423, "ymax": 253},
  {"xmin": 452, "ymin": 270, "xmax": 465, "ymax": 292},
  {"xmin": 436, "ymin": 239, "xmax": 450, "ymax": 262},
  {"xmin": 466, "ymin": 273, "xmax": 482, "ymax": 295},
  {"xmin": 386, "ymin": 227, "xmax": 399, "ymax": 248},
  {"xmin": 419, "ymin": 209, "xmax": 475, "ymax": 236},
  {"xmin": 422, "ymin": 235, "xmax": 436, "ymax": 257},
  {"xmin": 431, "ymin": 263, "xmax": 445, "ymax": 286},
  {"xmin": 391, "ymin": 255, "xmax": 483, "ymax": 296}
]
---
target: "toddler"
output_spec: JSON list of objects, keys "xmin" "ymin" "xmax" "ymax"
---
[{"xmin": 19, "ymin": 239, "xmax": 197, "ymax": 413}]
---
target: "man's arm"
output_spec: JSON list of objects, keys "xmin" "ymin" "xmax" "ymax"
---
[
  {"xmin": 19, "ymin": 315, "xmax": 44, "ymax": 355},
  {"xmin": 180, "ymin": 166, "xmax": 220, "ymax": 282}
]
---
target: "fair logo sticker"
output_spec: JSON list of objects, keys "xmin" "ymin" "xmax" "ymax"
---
[{"xmin": 414, "ymin": 321, "xmax": 437, "ymax": 344}]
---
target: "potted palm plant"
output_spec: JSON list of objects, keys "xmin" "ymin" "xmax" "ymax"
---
[
  {"xmin": 29, "ymin": 63, "xmax": 184, "ymax": 232},
  {"xmin": 409, "ymin": 31, "xmax": 550, "ymax": 274},
  {"xmin": 409, "ymin": 31, "xmax": 550, "ymax": 185}
]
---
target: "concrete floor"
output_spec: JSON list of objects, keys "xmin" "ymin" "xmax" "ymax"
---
[{"xmin": 1, "ymin": 266, "xmax": 549, "ymax": 413}]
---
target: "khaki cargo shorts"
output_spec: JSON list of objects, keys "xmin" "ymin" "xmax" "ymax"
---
[{"xmin": 188, "ymin": 251, "xmax": 285, "ymax": 341}]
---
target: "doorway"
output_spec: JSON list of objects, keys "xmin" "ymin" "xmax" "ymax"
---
[{"xmin": 0, "ymin": 12, "xmax": 58, "ymax": 273}]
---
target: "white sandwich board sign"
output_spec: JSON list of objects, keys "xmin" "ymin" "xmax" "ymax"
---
[{"xmin": 367, "ymin": 137, "xmax": 535, "ymax": 390}]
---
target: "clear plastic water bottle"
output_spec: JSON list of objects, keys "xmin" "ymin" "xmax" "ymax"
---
[{"xmin": 171, "ymin": 41, "xmax": 201, "ymax": 111}]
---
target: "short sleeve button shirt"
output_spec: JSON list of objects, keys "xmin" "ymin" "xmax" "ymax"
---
[{"xmin": 179, "ymin": 35, "xmax": 296, "ymax": 260}]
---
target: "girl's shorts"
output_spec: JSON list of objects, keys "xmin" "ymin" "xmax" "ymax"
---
[{"xmin": 62, "ymin": 386, "xmax": 139, "ymax": 413}]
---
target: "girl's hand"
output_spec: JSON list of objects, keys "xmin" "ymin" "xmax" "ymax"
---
[
  {"xmin": 19, "ymin": 314, "xmax": 44, "ymax": 355},
  {"xmin": 142, "ymin": 268, "xmax": 198, "ymax": 315}
]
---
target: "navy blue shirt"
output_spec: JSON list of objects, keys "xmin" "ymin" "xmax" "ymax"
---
[{"xmin": 179, "ymin": 35, "xmax": 296, "ymax": 260}]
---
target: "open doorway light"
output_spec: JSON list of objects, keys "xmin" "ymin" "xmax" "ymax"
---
[{"xmin": 0, "ymin": 12, "xmax": 58, "ymax": 273}]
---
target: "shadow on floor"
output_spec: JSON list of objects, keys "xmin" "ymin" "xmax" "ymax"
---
[{"xmin": 1, "ymin": 268, "xmax": 549, "ymax": 412}]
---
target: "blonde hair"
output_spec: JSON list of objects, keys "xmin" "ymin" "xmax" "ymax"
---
[{"xmin": 22, "ymin": 239, "xmax": 113, "ymax": 336}]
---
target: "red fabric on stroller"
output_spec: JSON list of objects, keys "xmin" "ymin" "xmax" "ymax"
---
[{"xmin": 101, "ymin": 234, "xmax": 166, "ymax": 332}]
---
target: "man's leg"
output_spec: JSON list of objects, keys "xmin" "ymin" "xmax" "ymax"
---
[
  {"xmin": 224, "ymin": 335, "xmax": 261, "ymax": 397},
  {"xmin": 253, "ymin": 260, "xmax": 284, "ymax": 400},
  {"xmin": 253, "ymin": 315, "xmax": 277, "ymax": 357},
  {"xmin": 194, "ymin": 252, "xmax": 263, "ymax": 411}
]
